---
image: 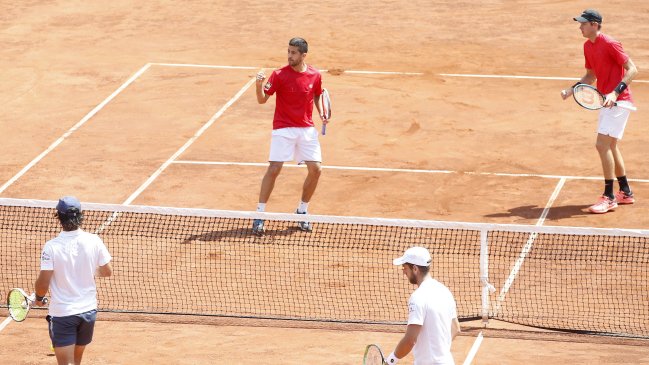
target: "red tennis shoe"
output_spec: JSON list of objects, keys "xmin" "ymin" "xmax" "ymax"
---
[
  {"xmin": 588, "ymin": 195, "xmax": 618, "ymax": 214},
  {"xmin": 615, "ymin": 191, "xmax": 635, "ymax": 205}
]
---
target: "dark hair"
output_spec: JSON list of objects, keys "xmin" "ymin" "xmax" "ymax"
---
[
  {"xmin": 406, "ymin": 263, "xmax": 430, "ymax": 275},
  {"xmin": 289, "ymin": 37, "xmax": 308, "ymax": 54},
  {"xmin": 57, "ymin": 210, "xmax": 84, "ymax": 231}
]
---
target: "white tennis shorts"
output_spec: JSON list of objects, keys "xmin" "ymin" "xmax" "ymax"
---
[
  {"xmin": 269, "ymin": 127, "xmax": 322, "ymax": 163},
  {"xmin": 597, "ymin": 102, "xmax": 632, "ymax": 140}
]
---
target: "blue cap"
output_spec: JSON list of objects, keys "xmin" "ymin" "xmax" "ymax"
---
[{"xmin": 56, "ymin": 196, "xmax": 81, "ymax": 214}]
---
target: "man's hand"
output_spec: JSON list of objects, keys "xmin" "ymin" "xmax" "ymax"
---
[
  {"xmin": 603, "ymin": 91, "xmax": 617, "ymax": 108},
  {"xmin": 33, "ymin": 294, "xmax": 48, "ymax": 307},
  {"xmin": 560, "ymin": 88, "xmax": 573, "ymax": 100},
  {"xmin": 319, "ymin": 113, "xmax": 329, "ymax": 124},
  {"xmin": 256, "ymin": 71, "xmax": 266, "ymax": 84}
]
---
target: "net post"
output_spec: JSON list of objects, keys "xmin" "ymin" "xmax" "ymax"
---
[{"xmin": 479, "ymin": 229, "xmax": 494, "ymax": 325}]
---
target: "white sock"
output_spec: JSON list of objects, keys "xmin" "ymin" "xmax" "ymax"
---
[
  {"xmin": 256, "ymin": 203, "xmax": 266, "ymax": 212},
  {"xmin": 297, "ymin": 201, "xmax": 309, "ymax": 213}
]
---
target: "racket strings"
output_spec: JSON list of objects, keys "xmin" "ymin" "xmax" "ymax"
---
[
  {"xmin": 8, "ymin": 290, "xmax": 29, "ymax": 321},
  {"xmin": 364, "ymin": 346, "xmax": 385, "ymax": 365},
  {"xmin": 574, "ymin": 86, "xmax": 604, "ymax": 109}
]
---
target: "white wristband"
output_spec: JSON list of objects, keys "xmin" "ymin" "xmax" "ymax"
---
[{"xmin": 385, "ymin": 352, "xmax": 399, "ymax": 364}]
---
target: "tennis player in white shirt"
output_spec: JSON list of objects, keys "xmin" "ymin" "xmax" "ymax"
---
[
  {"xmin": 34, "ymin": 196, "xmax": 112, "ymax": 365},
  {"xmin": 386, "ymin": 247, "xmax": 461, "ymax": 365}
]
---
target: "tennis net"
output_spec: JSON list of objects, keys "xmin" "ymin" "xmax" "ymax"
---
[{"xmin": 1, "ymin": 198, "xmax": 647, "ymax": 338}]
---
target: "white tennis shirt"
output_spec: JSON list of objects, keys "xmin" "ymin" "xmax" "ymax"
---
[
  {"xmin": 40, "ymin": 229, "xmax": 112, "ymax": 317},
  {"xmin": 407, "ymin": 276, "xmax": 457, "ymax": 365}
]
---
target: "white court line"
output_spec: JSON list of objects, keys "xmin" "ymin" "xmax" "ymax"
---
[
  {"xmin": 438, "ymin": 73, "xmax": 649, "ymax": 83},
  {"xmin": 171, "ymin": 160, "xmax": 649, "ymax": 183},
  {"xmin": 0, "ymin": 316, "xmax": 12, "ymax": 333},
  {"xmin": 0, "ymin": 63, "xmax": 152, "ymax": 194},
  {"xmin": 121, "ymin": 77, "xmax": 256, "ymax": 206},
  {"xmin": 343, "ymin": 70, "xmax": 423, "ymax": 76},
  {"xmin": 462, "ymin": 331, "xmax": 484, "ymax": 365},
  {"xmin": 493, "ymin": 177, "xmax": 567, "ymax": 315},
  {"xmin": 151, "ymin": 62, "xmax": 424, "ymax": 75},
  {"xmin": 150, "ymin": 62, "xmax": 258, "ymax": 70},
  {"xmin": 150, "ymin": 62, "xmax": 649, "ymax": 82}
]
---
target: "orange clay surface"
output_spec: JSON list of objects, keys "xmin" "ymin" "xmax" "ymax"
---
[{"xmin": 1, "ymin": 1, "xmax": 648, "ymax": 364}]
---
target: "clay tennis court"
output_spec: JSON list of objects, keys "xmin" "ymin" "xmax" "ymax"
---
[{"xmin": 1, "ymin": 1, "xmax": 648, "ymax": 364}]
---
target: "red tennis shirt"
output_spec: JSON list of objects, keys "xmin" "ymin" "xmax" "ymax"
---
[
  {"xmin": 583, "ymin": 33, "xmax": 632, "ymax": 102},
  {"xmin": 264, "ymin": 65, "xmax": 323, "ymax": 130}
]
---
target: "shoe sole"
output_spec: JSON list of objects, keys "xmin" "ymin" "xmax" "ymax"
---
[{"xmin": 588, "ymin": 205, "xmax": 618, "ymax": 214}]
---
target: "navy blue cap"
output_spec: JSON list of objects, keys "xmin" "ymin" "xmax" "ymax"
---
[
  {"xmin": 574, "ymin": 9, "xmax": 602, "ymax": 23},
  {"xmin": 56, "ymin": 196, "xmax": 81, "ymax": 214}
]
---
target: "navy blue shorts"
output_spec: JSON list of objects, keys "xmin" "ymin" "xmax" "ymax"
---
[{"xmin": 47, "ymin": 309, "xmax": 97, "ymax": 347}]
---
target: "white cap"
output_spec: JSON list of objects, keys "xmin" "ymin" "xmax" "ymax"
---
[{"xmin": 393, "ymin": 247, "xmax": 431, "ymax": 267}]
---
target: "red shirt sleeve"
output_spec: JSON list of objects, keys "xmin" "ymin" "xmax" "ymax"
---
[{"xmin": 608, "ymin": 39, "xmax": 629, "ymax": 66}]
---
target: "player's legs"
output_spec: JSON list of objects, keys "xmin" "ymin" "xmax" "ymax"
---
[
  {"xmin": 252, "ymin": 162, "xmax": 283, "ymax": 235},
  {"xmin": 258, "ymin": 162, "xmax": 284, "ymax": 204},
  {"xmin": 253, "ymin": 131, "xmax": 296, "ymax": 235},
  {"xmin": 296, "ymin": 161, "xmax": 320, "ymax": 231},
  {"xmin": 74, "ymin": 345, "xmax": 87, "ymax": 365},
  {"xmin": 611, "ymin": 138, "xmax": 626, "ymax": 177},
  {"xmin": 54, "ymin": 344, "xmax": 76, "ymax": 365},
  {"xmin": 294, "ymin": 127, "xmax": 322, "ymax": 205},
  {"xmin": 590, "ymin": 107, "xmax": 633, "ymax": 211},
  {"xmin": 49, "ymin": 313, "xmax": 85, "ymax": 365},
  {"xmin": 589, "ymin": 133, "xmax": 618, "ymax": 213},
  {"xmin": 301, "ymin": 161, "xmax": 322, "ymax": 203},
  {"xmin": 611, "ymin": 138, "xmax": 635, "ymax": 203},
  {"xmin": 595, "ymin": 133, "xmax": 616, "ymax": 180},
  {"xmin": 72, "ymin": 310, "xmax": 96, "ymax": 364},
  {"xmin": 260, "ymin": 130, "xmax": 299, "ymax": 204},
  {"xmin": 294, "ymin": 127, "xmax": 322, "ymax": 231}
]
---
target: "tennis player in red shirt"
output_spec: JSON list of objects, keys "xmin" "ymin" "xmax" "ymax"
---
[
  {"xmin": 252, "ymin": 37, "xmax": 329, "ymax": 234},
  {"xmin": 561, "ymin": 9, "xmax": 638, "ymax": 214}
]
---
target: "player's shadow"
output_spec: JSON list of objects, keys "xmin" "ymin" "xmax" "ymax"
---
[
  {"xmin": 182, "ymin": 226, "xmax": 304, "ymax": 243},
  {"xmin": 484, "ymin": 204, "xmax": 592, "ymax": 220}
]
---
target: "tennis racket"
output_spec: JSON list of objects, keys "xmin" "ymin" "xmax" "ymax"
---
[
  {"xmin": 363, "ymin": 344, "xmax": 387, "ymax": 365},
  {"xmin": 6, "ymin": 288, "xmax": 47, "ymax": 322},
  {"xmin": 319, "ymin": 88, "xmax": 331, "ymax": 135},
  {"xmin": 572, "ymin": 83, "xmax": 637, "ymax": 111}
]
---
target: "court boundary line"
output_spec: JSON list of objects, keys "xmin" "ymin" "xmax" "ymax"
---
[
  {"xmin": 171, "ymin": 160, "xmax": 649, "ymax": 183},
  {"xmin": 120, "ymin": 77, "xmax": 256, "ymax": 205},
  {"xmin": 492, "ymin": 178, "xmax": 567, "ymax": 315},
  {"xmin": 462, "ymin": 331, "xmax": 484, "ymax": 365},
  {"xmin": 0, "ymin": 63, "xmax": 152, "ymax": 195},
  {"xmin": 0, "ymin": 316, "xmax": 12, "ymax": 334}
]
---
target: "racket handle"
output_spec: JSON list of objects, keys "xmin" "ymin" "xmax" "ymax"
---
[
  {"xmin": 615, "ymin": 103, "xmax": 637, "ymax": 111},
  {"xmin": 322, "ymin": 123, "xmax": 326, "ymax": 135}
]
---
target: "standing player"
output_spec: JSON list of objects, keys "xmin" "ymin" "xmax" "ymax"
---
[
  {"xmin": 34, "ymin": 196, "xmax": 113, "ymax": 365},
  {"xmin": 252, "ymin": 37, "xmax": 329, "ymax": 235},
  {"xmin": 385, "ymin": 247, "xmax": 461, "ymax": 365},
  {"xmin": 561, "ymin": 9, "xmax": 638, "ymax": 214}
]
